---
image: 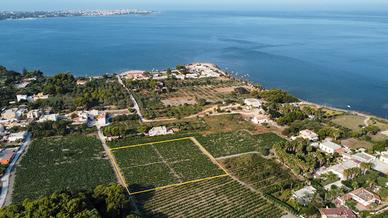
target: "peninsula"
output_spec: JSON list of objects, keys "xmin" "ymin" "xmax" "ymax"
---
[
  {"xmin": 0, "ymin": 63, "xmax": 387, "ymax": 217},
  {"xmin": 0, "ymin": 9, "xmax": 152, "ymax": 21}
]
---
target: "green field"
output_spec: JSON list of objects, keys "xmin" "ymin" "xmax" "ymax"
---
[
  {"xmin": 135, "ymin": 176, "xmax": 285, "ymax": 218},
  {"xmin": 222, "ymin": 153, "xmax": 297, "ymax": 192},
  {"xmin": 112, "ymin": 138, "xmax": 225, "ymax": 192},
  {"xmin": 196, "ymin": 131, "xmax": 285, "ymax": 158},
  {"xmin": 12, "ymin": 135, "xmax": 115, "ymax": 202},
  {"xmin": 332, "ymin": 114, "xmax": 367, "ymax": 130}
]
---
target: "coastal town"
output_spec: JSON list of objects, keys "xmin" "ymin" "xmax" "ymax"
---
[
  {"xmin": 1, "ymin": 63, "xmax": 388, "ymax": 217},
  {"xmin": 0, "ymin": 9, "xmax": 152, "ymax": 21}
]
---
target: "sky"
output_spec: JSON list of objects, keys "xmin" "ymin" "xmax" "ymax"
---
[{"xmin": 1, "ymin": 0, "xmax": 388, "ymax": 11}]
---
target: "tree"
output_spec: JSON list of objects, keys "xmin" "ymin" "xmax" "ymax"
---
[{"xmin": 360, "ymin": 162, "xmax": 373, "ymax": 175}]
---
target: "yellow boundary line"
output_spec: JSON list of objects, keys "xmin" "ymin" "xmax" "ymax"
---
[
  {"xmin": 110, "ymin": 137, "xmax": 192, "ymax": 151},
  {"xmin": 110, "ymin": 136, "xmax": 231, "ymax": 196}
]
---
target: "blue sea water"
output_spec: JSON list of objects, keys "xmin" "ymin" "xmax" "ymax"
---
[{"xmin": 0, "ymin": 11, "xmax": 387, "ymax": 118}]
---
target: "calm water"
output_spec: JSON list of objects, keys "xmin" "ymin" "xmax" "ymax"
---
[{"xmin": 0, "ymin": 11, "xmax": 387, "ymax": 118}]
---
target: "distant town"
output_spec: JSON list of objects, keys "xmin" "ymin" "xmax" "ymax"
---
[{"xmin": 0, "ymin": 9, "xmax": 152, "ymax": 21}]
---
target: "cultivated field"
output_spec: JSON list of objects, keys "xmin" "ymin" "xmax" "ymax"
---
[
  {"xmin": 12, "ymin": 135, "xmax": 115, "ymax": 202},
  {"xmin": 196, "ymin": 130, "xmax": 285, "ymax": 158},
  {"xmin": 135, "ymin": 176, "xmax": 285, "ymax": 217},
  {"xmin": 222, "ymin": 153, "xmax": 297, "ymax": 193},
  {"xmin": 111, "ymin": 138, "xmax": 226, "ymax": 193},
  {"xmin": 162, "ymin": 85, "xmax": 249, "ymax": 105}
]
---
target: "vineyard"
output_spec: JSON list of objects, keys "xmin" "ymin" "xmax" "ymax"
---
[
  {"xmin": 112, "ymin": 138, "xmax": 226, "ymax": 192},
  {"xmin": 12, "ymin": 135, "xmax": 115, "ymax": 202},
  {"xmin": 196, "ymin": 131, "xmax": 285, "ymax": 158},
  {"xmin": 135, "ymin": 176, "xmax": 286, "ymax": 217},
  {"xmin": 221, "ymin": 153, "xmax": 298, "ymax": 193}
]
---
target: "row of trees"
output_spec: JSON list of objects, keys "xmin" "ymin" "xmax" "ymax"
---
[{"xmin": 0, "ymin": 183, "xmax": 138, "ymax": 218}]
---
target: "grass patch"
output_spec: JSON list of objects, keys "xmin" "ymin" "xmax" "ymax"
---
[
  {"xmin": 12, "ymin": 135, "xmax": 115, "ymax": 202},
  {"xmin": 332, "ymin": 114, "xmax": 366, "ymax": 130},
  {"xmin": 203, "ymin": 114, "xmax": 256, "ymax": 134}
]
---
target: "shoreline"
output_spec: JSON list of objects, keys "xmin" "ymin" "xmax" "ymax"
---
[{"xmin": 114, "ymin": 64, "xmax": 388, "ymax": 122}]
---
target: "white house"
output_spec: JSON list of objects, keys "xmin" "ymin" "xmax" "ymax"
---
[
  {"xmin": 148, "ymin": 126, "xmax": 173, "ymax": 137},
  {"xmin": 16, "ymin": 95, "xmax": 29, "ymax": 102},
  {"xmin": 251, "ymin": 116, "xmax": 270, "ymax": 125},
  {"xmin": 319, "ymin": 141, "xmax": 342, "ymax": 154},
  {"xmin": 8, "ymin": 131, "xmax": 27, "ymax": 143},
  {"xmin": 38, "ymin": 114, "xmax": 59, "ymax": 123},
  {"xmin": 96, "ymin": 113, "xmax": 108, "ymax": 126},
  {"xmin": 316, "ymin": 159, "xmax": 358, "ymax": 180},
  {"xmin": 27, "ymin": 109, "xmax": 42, "ymax": 120},
  {"xmin": 299, "ymin": 129, "xmax": 319, "ymax": 142},
  {"xmin": 292, "ymin": 186, "xmax": 316, "ymax": 206},
  {"xmin": 244, "ymin": 98, "xmax": 262, "ymax": 109},
  {"xmin": 185, "ymin": 73, "xmax": 199, "ymax": 79},
  {"xmin": 352, "ymin": 152, "xmax": 376, "ymax": 163},
  {"xmin": 33, "ymin": 93, "xmax": 49, "ymax": 101}
]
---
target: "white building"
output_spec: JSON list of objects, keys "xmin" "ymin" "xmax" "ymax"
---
[
  {"xmin": 251, "ymin": 116, "xmax": 270, "ymax": 125},
  {"xmin": 26, "ymin": 109, "xmax": 42, "ymax": 120},
  {"xmin": 8, "ymin": 131, "xmax": 27, "ymax": 143},
  {"xmin": 16, "ymin": 95, "xmax": 31, "ymax": 102},
  {"xmin": 244, "ymin": 98, "xmax": 262, "ymax": 109},
  {"xmin": 292, "ymin": 186, "xmax": 316, "ymax": 206},
  {"xmin": 185, "ymin": 73, "xmax": 199, "ymax": 79},
  {"xmin": 96, "ymin": 113, "xmax": 108, "ymax": 126},
  {"xmin": 33, "ymin": 93, "xmax": 49, "ymax": 101},
  {"xmin": 316, "ymin": 159, "xmax": 358, "ymax": 180},
  {"xmin": 319, "ymin": 141, "xmax": 342, "ymax": 154},
  {"xmin": 351, "ymin": 152, "xmax": 376, "ymax": 163},
  {"xmin": 148, "ymin": 126, "xmax": 173, "ymax": 137},
  {"xmin": 299, "ymin": 129, "xmax": 319, "ymax": 142},
  {"xmin": 38, "ymin": 114, "xmax": 59, "ymax": 122}
]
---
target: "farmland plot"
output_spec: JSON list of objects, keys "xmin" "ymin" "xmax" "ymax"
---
[
  {"xmin": 135, "ymin": 176, "xmax": 286, "ymax": 217},
  {"xmin": 112, "ymin": 138, "xmax": 226, "ymax": 193},
  {"xmin": 12, "ymin": 135, "xmax": 115, "ymax": 202},
  {"xmin": 196, "ymin": 131, "xmax": 285, "ymax": 158}
]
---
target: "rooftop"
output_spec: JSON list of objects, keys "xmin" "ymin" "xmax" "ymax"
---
[{"xmin": 319, "ymin": 208, "xmax": 356, "ymax": 218}]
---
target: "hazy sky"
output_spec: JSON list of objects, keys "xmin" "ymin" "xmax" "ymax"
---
[{"xmin": 1, "ymin": 0, "xmax": 387, "ymax": 11}]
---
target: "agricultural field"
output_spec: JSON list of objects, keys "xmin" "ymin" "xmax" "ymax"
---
[
  {"xmin": 161, "ymin": 84, "xmax": 250, "ymax": 105},
  {"xmin": 341, "ymin": 138, "xmax": 374, "ymax": 150},
  {"xmin": 202, "ymin": 114, "xmax": 257, "ymax": 134},
  {"xmin": 221, "ymin": 153, "xmax": 298, "ymax": 193},
  {"xmin": 111, "ymin": 138, "xmax": 226, "ymax": 193},
  {"xmin": 332, "ymin": 114, "xmax": 367, "ymax": 130},
  {"xmin": 12, "ymin": 135, "xmax": 115, "ymax": 202},
  {"xmin": 196, "ymin": 130, "xmax": 285, "ymax": 158},
  {"xmin": 135, "ymin": 176, "xmax": 286, "ymax": 218}
]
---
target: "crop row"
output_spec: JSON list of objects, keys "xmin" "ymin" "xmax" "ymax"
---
[
  {"xmin": 135, "ymin": 176, "xmax": 285, "ymax": 217},
  {"xmin": 12, "ymin": 135, "xmax": 115, "ymax": 202},
  {"xmin": 113, "ymin": 139, "xmax": 224, "ymax": 192}
]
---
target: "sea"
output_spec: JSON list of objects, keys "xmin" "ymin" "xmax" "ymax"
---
[{"xmin": 0, "ymin": 11, "xmax": 387, "ymax": 118}]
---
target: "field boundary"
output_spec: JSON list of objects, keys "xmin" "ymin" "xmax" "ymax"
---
[{"xmin": 110, "ymin": 136, "xmax": 230, "ymax": 195}]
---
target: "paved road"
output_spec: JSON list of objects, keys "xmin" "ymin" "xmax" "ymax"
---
[{"xmin": 0, "ymin": 133, "xmax": 31, "ymax": 207}]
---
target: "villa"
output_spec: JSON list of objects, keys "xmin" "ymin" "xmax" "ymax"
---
[
  {"xmin": 336, "ymin": 188, "xmax": 381, "ymax": 210},
  {"xmin": 319, "ymin": 208, "xmax": 356, "ymax": 218},
  {"xmin": 148, "ymin": 126, "xmax": 173, "ymax": 137},
  {"xmin": 244, "ymin": 98, "xmax": 262, "ymax": 109},
  {"xmin": 316, "ymin": 159, "xmax": 358, "ymax": 180},
  {"xmin": 292, "ymin": 186, "xmax": 316, "ymax": 206},
  {"xmin": 8, "ymin": 131, "xmax": 27, "ymax": 143},
  {"xmin": 299, "ymin": 129, "xmax": 319, "ymax": 142}
]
